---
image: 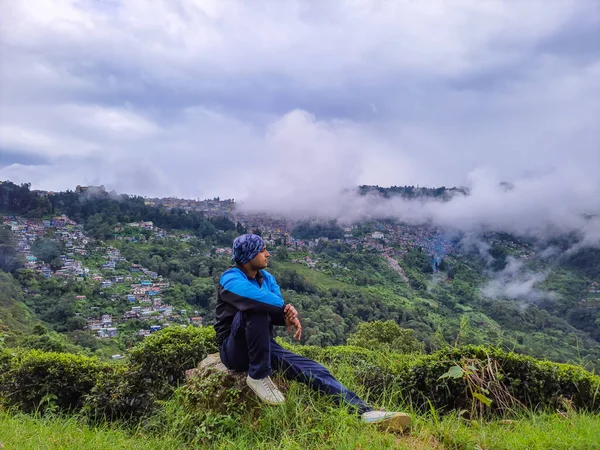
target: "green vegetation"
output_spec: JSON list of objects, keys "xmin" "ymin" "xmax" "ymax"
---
[
  {"xmin": 1, "ymin": 327, "xmax": 599, "ymax": 449},
  {"xmin": 346, "ymin": 320, "xmax": 424, "ymax": 354},
  {"xmin": 1, "ymin": 180, "xmax": 600, "ymax": 447},
  {"xmin": 2, "ymin": 180, "xmax": 599, "ymax": 368},
  {"xmin": 1, "ymin": 408, "xmax": 599, "ymax": 449},
  {"xmin": 358, "ymin": 184, "xmax": 468, "ymax": 200},
  {"xmin": 0, "ymin": 411, "xmax": 182, "ymax": 450}
]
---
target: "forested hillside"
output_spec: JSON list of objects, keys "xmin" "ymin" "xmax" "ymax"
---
[{"xmin": 1, "ymin": 180, "xmax": 599, "ymax": 368}]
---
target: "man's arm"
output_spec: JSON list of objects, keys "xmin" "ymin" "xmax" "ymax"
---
[
  {"xmin": 263, "ymin": 271, "xmax": 301, "ymax": 339},
  {"xmin": 220, "ymin": 269, "xmax": 285, "ymax": 314},
  {"xmin": 262, "ymin": 271, "xmax": 288, "ymax": 325}
]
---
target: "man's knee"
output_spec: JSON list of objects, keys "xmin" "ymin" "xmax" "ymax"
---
[
  {"xmin": 242, "ymin": 310, "xmax": 270, "ymax": 328},
  {"xmin": 231, "ymin": 310, "xmax": 269, "ymax": 337},
  {"xmin": 240, "ymin": 311, "xmax": 271, "ymax": 347}
]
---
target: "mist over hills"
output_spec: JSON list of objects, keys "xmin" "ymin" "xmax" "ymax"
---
[{"xmin": 1, "ymin": 179, "xmax": 599, "ymax": 368}]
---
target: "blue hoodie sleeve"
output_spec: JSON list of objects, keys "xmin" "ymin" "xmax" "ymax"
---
[
  {"xmin": 262, "ymin": 270, "xmax": 287, "ymax": 325},
  {"xmin": 219, "ymin": 269, "xmax": 285, "ymax": 314}
]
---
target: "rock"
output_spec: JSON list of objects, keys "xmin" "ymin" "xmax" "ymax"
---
[
  {"xmin": 183, "ymin": 353, "xmax": 287, "ymax": 414},
  {"xmin": 185, "ymin": 352, "xmax": 230, "ymax": 381}
]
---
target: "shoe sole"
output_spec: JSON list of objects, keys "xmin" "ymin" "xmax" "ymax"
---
[
  {"xmin": 246, "ymin": 379, "xmax": 285, "ymax": 406},
  {"xmin": 375, "ymin": 413, "xmax": 411, "ymax": 433}
]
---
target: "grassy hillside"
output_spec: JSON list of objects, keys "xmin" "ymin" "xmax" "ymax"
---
[
  {"xmin": 2, "ymin": 408, "xmax": 599, "ymax": 449},
  {"xmin": 1, "ymin": 327, "xmax": 599, "ymax": 449},
  {"xmin": 2, "ymin": 223, "xmax": 599, "ymax": 367}
]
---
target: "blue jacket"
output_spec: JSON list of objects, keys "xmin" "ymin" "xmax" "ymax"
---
[{"xmin": 214, "ymin": 267, "xmax": 286, "ymax": 345}]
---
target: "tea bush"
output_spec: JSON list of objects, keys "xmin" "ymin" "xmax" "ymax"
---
[
  {"xmin": 0, "ymin": 349, "xmax": 113, "ymax": 413},
  {"xmin": 399, "ymin": 346, "xmax": 600, "ymax": 414},
  {"xmin": 128, "ymin": 326, "xmax": 218, "ymax": 392},
  {"xmin": 289, "ymin": 343, "xmax": 600, "ymax": 415},
  {"xmin": 85, "ymin": 326, "xmax": 219, "ymax": 421}
]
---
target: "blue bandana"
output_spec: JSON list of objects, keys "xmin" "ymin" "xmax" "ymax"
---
[{"xmin": 232, "ymin": 234, "xmax": 265, "ymax": 265}]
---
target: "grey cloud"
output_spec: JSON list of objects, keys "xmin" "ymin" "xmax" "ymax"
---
[{"xmin": 0, "ymin": 0, "xmax": 598, "ymax": 245}]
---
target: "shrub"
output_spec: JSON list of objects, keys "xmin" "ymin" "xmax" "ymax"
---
[
  {"xmin": 346, "ymin": 320, "xmax": 424, "ymax": 354},
  {"xmin": 128, "ymin": 326, "xmax": 218, "ymax": 393},
  {"xmin": 85, "ymin": 326, "xmax": 218, "ymax": 422},
  {"xmin": 285, "ymin": 343, "xmax": 600, "ymax": 416},
  {"xmin": 84, "ymin": 365, "xmax": 155, "ymax": 422},
  {"xmin": 0, "ymin": 348, "xmax": 12, "ymax": 373},
  {"xmin": 381, "ymin": 346, "xmax": 600, "ymax": 415},
  {"xmin": 0, "ymin": 349, "xmax": 112, "ymax": 413}
]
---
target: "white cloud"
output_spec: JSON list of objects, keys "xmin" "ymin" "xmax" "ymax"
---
[
  {"xmin": 480, "ymin": 257, "xmax": 555, "ymax": 302},
  {"xmin": 0, "ymin": 0, "xmax": 598, "ymax": 244},
  {"xmin": 66, "ymin": 104, "xmax": 161, "ymax": 138}
]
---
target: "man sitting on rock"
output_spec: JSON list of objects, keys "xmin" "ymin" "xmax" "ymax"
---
[{"xmin": 214, "ymin": 233, "xmax": 410, "ymax": 431}]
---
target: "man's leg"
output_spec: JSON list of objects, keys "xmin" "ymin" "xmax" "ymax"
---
[
  {"xmin": 220, "ymin": 310, "xmax": 272, "ymax": 379},
  {"xmin": 270, "ymin": 340, "xmax": 411, "ymax": 431},
  {"xmin": 220, "ymin": 311, "xmax": 285, "ymax": 405},
  {"xmin": 270, "ymin": 340, "xmax": 372, "ymax": 415}
]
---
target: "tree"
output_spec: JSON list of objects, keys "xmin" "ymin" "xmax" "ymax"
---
[
  {"xmin": 66, "ymin": 316, "xmax": 87, "ymax": 331},
  {"xmin": 31, "ymin": 238, "xmax": 62, "ymax": 264},
  {"xmin": 490, "ymin": 245, "xmax": 508, "ymax": 271},
  {"xmin": 0, "ymin": 226, "xmax": 24, "ymax": 272},
  {"xmin": 190, "ymin": 277, "xmax": 215, "ymax": 308},
  {"xmin": 275, "ymin": 247, "xmax": 289, "ymax": 260},
  {"xmin": 21, "ymin": 333, "xmax": 68, "ymax": 353},
  {"xmin": 346, "ymin": 320, "xmax": 423, "ymax": 354}
]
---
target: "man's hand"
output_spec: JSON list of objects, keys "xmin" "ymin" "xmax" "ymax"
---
[
  {"xmin": 284, "ymin": 304, "xmax": 302, "ymax": 341},
  {"xmin": 284, "ymin": 304, "xmax": 298, "ymax": 322}
]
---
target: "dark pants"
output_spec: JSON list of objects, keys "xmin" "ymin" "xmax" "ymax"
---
[{"xmin": 219, "ymin": 310, "xmax": 372, "ymax": 415}]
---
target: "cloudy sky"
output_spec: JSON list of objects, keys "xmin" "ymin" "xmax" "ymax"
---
[{"xmin": 0, "ymin": 0, "xmax": 599, "ymax": 234}]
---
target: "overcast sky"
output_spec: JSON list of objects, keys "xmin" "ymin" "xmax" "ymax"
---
[{"xmin": 0, "ymin": 0, "xmax": 599, "ymax": 237}]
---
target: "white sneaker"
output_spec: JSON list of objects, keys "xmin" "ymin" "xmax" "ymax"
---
[
  {"xmin": 361, "ymin": 410, "xmax": 411, "ymax": 432},
  {"xmin": 246, "ymin": 375, "xmax": 286, "ymax": 405}
]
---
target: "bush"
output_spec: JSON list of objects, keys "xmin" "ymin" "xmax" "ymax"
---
[
  {"xmin": 346, "ymin": 320, "xmax": 424, "ymax": 354},
  {"xmin": 85, "ymin": 326, "xmax": 218, "ymax": 422},
  {"xmin": 154, "ymin": 371, "xmax": 249, "ymax": 443},
  {"xmin": 128, "ymin": 326, "xmax": 218, "ymax": 392},
  {"xmin": 84, "ymin": 365, "xmax": 155, "ymax": 422},
  {"xmin": 0, "ymin": 348, "xmax": 12, "ymax": 377},
  {"xmin": 412, "ymin": 346, "xmax": 600, "ymax": 413},
  {"xmin": 0, "ymin": 349, "xmax": 112, "ymax": 413},
  {"xmin": 287, "ymin": 343, "xmax": 600, "ymax": 416},
  {"xmin": 375, "ymin": 346, "xmax": 600, "ymax": 415}
]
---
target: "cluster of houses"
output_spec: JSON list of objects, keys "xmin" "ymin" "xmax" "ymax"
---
[
  {"xmin": 111, "ymin": 195, "xmax": 466, "ymax": 266},
  {"xmin": 3, "ymin": 215, "xmax": 92, "ymax": 279},
  {"xmin": 291, "ymin": 255, "xmax": 319, "ymax": 268},
  {"xmin": 86, "ymin": 314, "xmax": 118, "ymax": 338},
  {"xmin": 85, "ymin": 245, "xmax": 205, "ymax": 339},
  {"xmin": 143, "ymin": 197, "xmax": 235, "ymax": 217},
  {"xmin": 219, "ymin": 212, "xmax": 462, "ymax": 270},
  {"xmin": 2, "ymin": 215, "xmax": 204, "ymax": 340},
  {"xmin": 484, "ymin": 232, "xmax": 535, "ymax": 260},
  {"xmin": 228, "ymin": 212, "xmax": 461, "ymax": 262},
  {"xmin": 111, "ymin": 222, "xmax": 171, "ymax": 242}
]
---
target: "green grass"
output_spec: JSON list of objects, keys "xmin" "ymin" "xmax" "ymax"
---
[
  {"xmin": 1, "ymin": 405, "xmax": 598, "ymax": 449},
  {"xmin": 427, "ymin": 412, "xmax": 600, "ymax": 450},
  {"xmin": 0, "ymin": 411, "xmax": 182, "ymax": 449}
]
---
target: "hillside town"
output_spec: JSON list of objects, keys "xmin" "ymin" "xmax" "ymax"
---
[
  {"xmin": 2, "ymin": 215, "xmax": 203, "ymax": 343},
  {"xmin": 0, "ymin": 190, "xmax": 548, "ymax": 347}
]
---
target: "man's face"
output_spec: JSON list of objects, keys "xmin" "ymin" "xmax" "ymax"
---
[{"xmin": 250, "ymin": 246, "xmax": 270, "ymax": 269}]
